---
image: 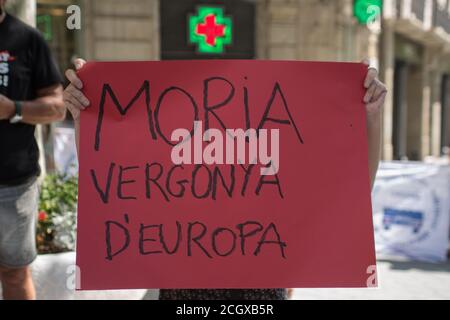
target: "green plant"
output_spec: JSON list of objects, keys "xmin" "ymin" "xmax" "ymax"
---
[{"xmin": 37, "ymin": 173, "xmax": 78, "ymax": 254}]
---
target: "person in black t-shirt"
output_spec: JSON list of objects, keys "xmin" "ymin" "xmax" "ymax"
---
[{"xmin": 0, "ymin": 1, "xmax": 64, "ymax": 300}]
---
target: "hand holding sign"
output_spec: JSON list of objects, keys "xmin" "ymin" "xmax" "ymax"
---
[{"xmin": 65, "ymin": 60, "xmax": 380, "ymax": 290}]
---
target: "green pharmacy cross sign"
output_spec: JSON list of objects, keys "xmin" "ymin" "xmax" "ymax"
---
[
  {"xmin": 353, "ymin": 0, "xmax": 382, "ymax": 25},
  {"xmin": 189, "ymin": 6, "xmax": 232, "ymax": 54}
]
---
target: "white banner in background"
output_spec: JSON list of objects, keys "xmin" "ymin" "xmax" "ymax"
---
[
  {"xmin": 372, "ymin": 162, "xmax": 450, "ymax": 262},
  {"xmin": 54, "ymin": 127, "xmax": 78, "ymax": 177}
]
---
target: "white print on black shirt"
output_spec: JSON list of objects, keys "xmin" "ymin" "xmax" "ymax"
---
[{"xmin": 0, "ymin": 50, "xmax": 15, "ymax": 88}]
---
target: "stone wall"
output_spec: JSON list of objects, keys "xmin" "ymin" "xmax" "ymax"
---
[
  {"xmin": 256, "ymin": 0, "xmax": 373, "ymax": 61},
  {"xmin": 81, "ymin": 0, "xmax": 159, "ymax": 61}
]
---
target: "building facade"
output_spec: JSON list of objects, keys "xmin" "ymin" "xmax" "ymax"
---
[
  {"xmin": 380, "ymin": 0, "xmax": 450, "ymax": 160},
  {"xmin": 10, "ymin": 0, "xmax": 450, "ymax": 161}
]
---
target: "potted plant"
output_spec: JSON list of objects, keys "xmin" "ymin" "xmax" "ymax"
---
[{"xmin": 37, "ymin": 173, "xmax": 78, "ymax": 253}]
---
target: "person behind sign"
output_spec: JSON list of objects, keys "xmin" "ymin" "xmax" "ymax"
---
[{"xmin": 63, "ymin": 58, "xmax": 387, "ymax": 300}]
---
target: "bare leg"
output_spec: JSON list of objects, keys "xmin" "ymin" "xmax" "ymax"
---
[{"xmin": 0, "ymin": 266, "xmax": 36, "ymax": 300}]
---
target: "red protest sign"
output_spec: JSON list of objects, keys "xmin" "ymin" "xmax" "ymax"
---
[{"xmin": 76, "ymin": 60, "xmax": 376, "ymax": 290}]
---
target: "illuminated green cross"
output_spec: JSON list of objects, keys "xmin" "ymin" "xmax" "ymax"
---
[
  {"xmin": 189, "ymin": 6, "xmax": 232, "ymax": 54},
  {"xmin": 353, "ymin": 0, "xmax": 382, "ymax": 24}
]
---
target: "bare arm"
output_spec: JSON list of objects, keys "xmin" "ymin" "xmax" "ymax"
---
[
  {"xmin": 0, "ymin": 84, "xmax": 65, "ymax": 125},
  {"xmin": 362, "ymin": 61, "xmax": 387, "ymax": 189},
  {"xmin": 63, "ymin": 59, "xmax": 89, "ymax": 156},
  {"xmin": 366, "ymin": 110, "xmax": 382, "ymax": 188},
  {"xmin": 21, "ymin": 84, "xmax": 65, "ymax": 124}
]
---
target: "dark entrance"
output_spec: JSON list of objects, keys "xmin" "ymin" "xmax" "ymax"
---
[{"xmin": 393, "ymin": 60, "xmax": 408, "ymax": 160}]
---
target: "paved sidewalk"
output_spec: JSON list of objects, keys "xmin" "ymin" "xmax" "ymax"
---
[
  {"xmin": 292, "ymin": 259, "xmax": 450, "ymax": 300},
  {"xmin": 2, "ymin": 254, "xmax": 448, "ymax": 300}
]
